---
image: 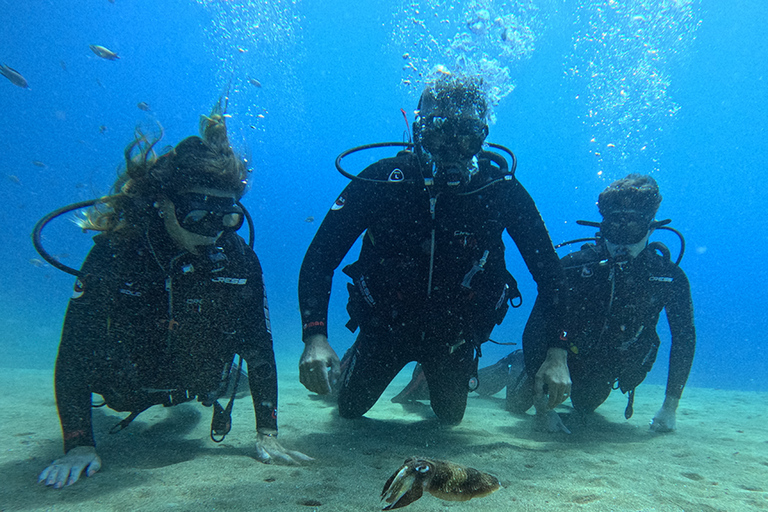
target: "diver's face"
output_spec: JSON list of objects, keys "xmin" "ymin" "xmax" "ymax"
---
[
  {"xmin": 158, "ymin": 187, "xmax": 241, "ymax": 255},
  {"xmin": 419, "ymin": 111, "xmax": 488, "ymax": 166},
  {"xmin": 601, "ymin": 210, "xmax": 651, "ymax": 245}
]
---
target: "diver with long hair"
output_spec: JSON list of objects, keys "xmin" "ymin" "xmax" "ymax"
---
[{"xmin": 39, "ymin": 100, "xmax": 311, "ymax": 490}]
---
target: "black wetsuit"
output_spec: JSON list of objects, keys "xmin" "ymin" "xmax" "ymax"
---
[
  {"xmin": 299, "ymin": 151, "xmax": 564, "ymax": 424},
  {"xmin": 55, "ymin": 229, "xmax": 278, "ymax": 453},
  {"xmin": 522, "ymin": 241, "xmax": 696, "ymax": 412}
]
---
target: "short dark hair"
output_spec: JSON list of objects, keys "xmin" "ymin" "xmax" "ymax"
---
[{"xmin": 598, "ymin": 174, "xmax": 662, "ymax": 220}]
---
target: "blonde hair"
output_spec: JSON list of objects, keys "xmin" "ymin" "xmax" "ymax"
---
[{"xmin": 78, "ymin": 98, "xmax": 249, "ymax": 236}]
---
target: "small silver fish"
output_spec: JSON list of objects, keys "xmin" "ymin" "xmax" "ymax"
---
[
  {"xmin": 137, "ymin": 101, "xmax": 151, "ymax": 111},
  {"xmin": 0, "ymin": 64, "xmax": 29, "ymax": 88},
  {"xmin": 248, "ymin": 77, "xmax": 262, "ymax": 88},
  {"xmin": 32, "ymin": 160, "xmax": 47, "ymax": 168},
  {"xmin": 89, "ymin": 44, "xmax": 120, "ymax": 61}
]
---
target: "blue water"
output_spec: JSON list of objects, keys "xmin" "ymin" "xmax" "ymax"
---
[{"xmin": 0, "ymin": 0, "xmax": 765, "ymax": 399}]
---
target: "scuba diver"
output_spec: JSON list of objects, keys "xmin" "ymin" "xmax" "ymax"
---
[
  {"xmin": 297, "ymin": 76, "xmax": 567, "ymax": 425},
  {"xmin": 487, "ymin": 174, "xmax": 695, "ymax": 433},
  {"xmin": 38, "ymin": 101, "xmax": 311, "ymax": 490}
]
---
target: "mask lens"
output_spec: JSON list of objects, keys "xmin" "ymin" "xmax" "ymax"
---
[
  {"xmin": 601, "ymin": 212, "xmax": 650, "ymax": 245},
  {"xmin": 421, "ymin": 115, "xmax": 486, "ymax": 158},
  {"xmin": 183, "ymin": 210, "xmax": 208, "ymax": 224},
  {"xmin": 222, "ymin": 212, "xmax": 244, "ymax": 229},
  {"xmin": 172, "ymin": 193, "xmax": 244, "ymax": 237}
]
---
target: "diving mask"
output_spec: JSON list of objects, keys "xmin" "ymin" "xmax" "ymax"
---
[
  {"xmin": 600, "ymin": 210, "xmax": 652, "ymax": 246},
  {"xmin": 419, "ymin": 115, "xmax": 488, "ymax": 161},
  {"xmin": 170, "ymin": 192, "xmax": 244, "ymax": 237}
]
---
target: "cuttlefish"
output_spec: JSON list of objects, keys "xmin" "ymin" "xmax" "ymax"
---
[{"xmin": 381, "ymin": 457, "xmax": 500, "ymax": 510}]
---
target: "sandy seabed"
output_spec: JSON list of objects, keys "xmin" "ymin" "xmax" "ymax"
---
[{"xmin": 1, "ymin": 365, "xmax": 767, "ymax": 512}]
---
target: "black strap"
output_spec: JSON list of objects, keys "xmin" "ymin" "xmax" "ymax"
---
[
  {"xmin": 467, "ymin": 343, "xmax": 482, "ymax": 392},
  {"xmin": 106, "ymin": 387, "xmax": 193, "ymax": 434},
  {"xmin": 210, "ymin": 356, "xmax": 243, "ymax": 443},
  {"xmin": 109, "ymin": 406, "xmax": 150, "ymax": 434},
  {"xmin": 624, "ymin": 388, "xmax": 635, "ymax": 419}
]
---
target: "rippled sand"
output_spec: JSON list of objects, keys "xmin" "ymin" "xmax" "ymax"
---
[{"xmin": 1, "ymin": 365, "xmax": 766, "ymax": 511}]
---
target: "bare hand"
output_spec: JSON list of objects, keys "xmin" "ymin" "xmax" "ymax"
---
[
  {"xmin": 254, "ymin": 432, "xmax": 314, "ymax": 465},
  {"xmin": 650, "ymin": 395, "xmax": 679, "ymax": 433},
  {"xmin": 534, "ymin": 348, "xmax": 572, "ymax": 409},
  {"xmin": 299, "ymin": 334, "xmax": 340, "ymax": 395},
  {"xmin": 39, "ymin": 446, "xmax": 101, "ymax": 489}
]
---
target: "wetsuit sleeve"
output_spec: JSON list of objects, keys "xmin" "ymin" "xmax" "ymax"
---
[
  {"xmin": 55, "ymin": 242, "xmax": 113, "ymax": 453},
  {"xmin": 237, "ymin": 252, "xmax": 279, "ymax": 433},
  {"xmin": 298, "ymin": 178, "xmax": 374, "ymax": 340},
  {"xmin": 503, "ymin": 180, "xmax": 569, "ymax": 349},
  {"xmin": 664, "ymin": 266, "xmax": 696, "ymax": 398}
]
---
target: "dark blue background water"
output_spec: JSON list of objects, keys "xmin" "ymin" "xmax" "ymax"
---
[{"xmin": 1, "ymin": 0, "xmax": 765, "ymax": 393}]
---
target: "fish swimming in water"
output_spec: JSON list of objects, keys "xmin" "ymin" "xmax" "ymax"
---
[
  {"xmin": 248, "ymin": 77, "xmax": 262, "ymax": 88},
  {"xmin": 137, "ymin": 101, "xmax": 151, "ymax": 111},
  {"xmin": 381, "ymin": 457, "xmax": 500, "ymax": 510},
  {"xmin": 0, "ymin": 64, "xmax": 29, "ymax": 88},
  {"xmin": 89, "ymin": 44, "xmax": 120, "ymax": 60}
]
